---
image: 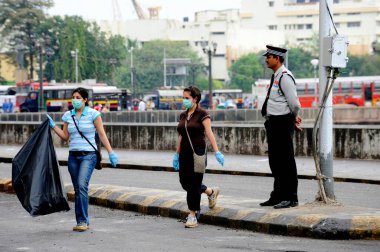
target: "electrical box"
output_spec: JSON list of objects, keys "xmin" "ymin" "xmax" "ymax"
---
[{"xmin": 322, "ymin": 35, "xmax": 349, "ymax": 68}]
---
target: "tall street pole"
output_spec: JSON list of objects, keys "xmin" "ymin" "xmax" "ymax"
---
[
  {"xmin": 319, "ymin": 0, "xmax": 335, "ymax": 199},
  {"xmin": 207, "ymin": 49, "xmax": 213, "ymax": 109},
  {"xmin": 129, "ymin": 47, "xmax": 134, "ymax": 99},
  {"xmin": 39, "ymin": 47, "xmax": 44, "ymax": 112},
  {"xmin": 75, "ymin": 49, "xmax": 79, "ymax": 85}
]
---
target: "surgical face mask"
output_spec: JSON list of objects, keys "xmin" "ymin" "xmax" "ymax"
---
[
  {"xmin": 72, "ymin": 99, "xmax": 83, "ymax": 109},
  {"xmin": 182, "ymin": 99, "xmax": 193, "ymax": 109}
]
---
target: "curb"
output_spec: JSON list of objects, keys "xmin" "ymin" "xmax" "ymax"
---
[
  {"xmin": 1, "ymin": 157, "xmax": 379, "ymax": 185},
  {"xmin": 1, "ymin": 178, "xmax": 379, "ymax": 240}
]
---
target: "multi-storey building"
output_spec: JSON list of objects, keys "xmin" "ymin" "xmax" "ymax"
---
[
  {"xmin": 240, "ymin": 0, "xmax": 380, "ymax": 55},
  {"xmin": 99, "ymin": 9, "xmax": 283, "ymax": 83}
]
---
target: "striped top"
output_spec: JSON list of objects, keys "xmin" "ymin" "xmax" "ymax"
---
[{"xmin": 62, "ymin": 106, "xmax": 101, "ymax": 151}]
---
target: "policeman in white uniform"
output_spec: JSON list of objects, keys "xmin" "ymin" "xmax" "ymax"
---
[{"xmin": 260, "ymin": 45, "xmax": 302, "ymax": 209}]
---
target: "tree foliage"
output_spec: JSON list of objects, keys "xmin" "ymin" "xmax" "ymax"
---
[
  {"xmin": 116, "ymin": 40, "xmax": 205, "ymax": 94},
  {"xmin": 228, "ymin": 53, "xmax": 263, "ymax": 92}
]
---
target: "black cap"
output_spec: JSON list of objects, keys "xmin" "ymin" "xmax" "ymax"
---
[{"xmin": 262, "ymin": 45, "xmax": 287, "ymax": 57}]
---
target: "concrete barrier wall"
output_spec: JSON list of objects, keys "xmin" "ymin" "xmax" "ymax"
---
[
  {"xmin": 0, "ymin": 107, "xmax": 379, "ymax": 124},
  {"xmin": 1, "ymin": 122, "xmax": 379, "ymax": 159}
]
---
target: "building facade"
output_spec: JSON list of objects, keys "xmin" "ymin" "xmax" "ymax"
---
[{"xmin": 240, "ymin": 0, "xmax": 380, "ymax": 55}]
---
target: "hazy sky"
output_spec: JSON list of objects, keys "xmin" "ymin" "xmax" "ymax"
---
[{"xmin": 48, "ymin": 0, "xmax": 242, "ymax": 21}]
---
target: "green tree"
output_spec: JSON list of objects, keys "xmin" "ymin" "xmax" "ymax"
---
[
  {"xmin": 0, "ymin": 0, "xmax": 54, "ymax": 79},
  {"xmin": 229, "ymin": 53, "xmax": 263, "ymax": 92},
  {"xmin": 116, "ymin": 40, "xmax": 204, "ymax": 93}
]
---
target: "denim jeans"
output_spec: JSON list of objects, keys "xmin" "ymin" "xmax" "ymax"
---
[{"xmin": 68, "ymin": 152, "xmax": 96, "ymax": 225}]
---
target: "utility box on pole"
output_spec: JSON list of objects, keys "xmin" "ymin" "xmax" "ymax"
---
[{"xmin": 322, "ymin": 35, "xmax": 349, "ymax": 68}]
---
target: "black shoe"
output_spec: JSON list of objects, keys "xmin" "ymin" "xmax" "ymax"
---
[
  {"xmin": 259, "ymin": 198, "xmax": 281, "ymax": 206},
  {"xmin": 273, "ymin": 200, "xmax": 298, "ymax": 209}
]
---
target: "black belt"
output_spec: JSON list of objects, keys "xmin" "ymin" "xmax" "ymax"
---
[
  {"xmin": 69, "ymin": 151, "xmax": 96, "ymax": 156},
  {"xmin": 266, "ymin": 113, "xmax": 293, "ymax": 120}
]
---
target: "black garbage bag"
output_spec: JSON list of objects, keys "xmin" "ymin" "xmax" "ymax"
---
[{"xmin": 12, "ymin": 119, "xmax": 70, "ymax": 216}]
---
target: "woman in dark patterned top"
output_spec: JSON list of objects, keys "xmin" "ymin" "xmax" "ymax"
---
[{"xmin": 173, "ymin": 86, "xmax": 225, "ymax": 228}]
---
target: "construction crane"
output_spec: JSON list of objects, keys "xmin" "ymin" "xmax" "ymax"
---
[{"xmin": 131, "ymin": 0, "xmax": 148, "ymax": 19}]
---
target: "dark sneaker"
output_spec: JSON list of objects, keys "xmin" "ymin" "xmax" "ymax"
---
[
  {"xmin": 273, "ymin": 200, "xmax": 299, "ymax": 209},
  {"xmin": 259, "ymin": 198, "xmax": 281, "ymax": 206},
  {"xmin": 73, "ymin": 222, "xmax": 89, "ymax": 232},
  {"xmin": 185, "ymin": 214, "xmax": 198, "ymax": 228},
  {"xmin": 208, "ymin": 187, "xmax": 220, "ymax": 209}
]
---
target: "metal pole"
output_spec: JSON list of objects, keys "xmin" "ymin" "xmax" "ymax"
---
[
  {"xmin": 39, "ymin": 47, "xmax": 43, "ymax": 112},
  {"xmin": 75, "ymin": 48, "xmax": 79, "ymax": 85},
  {"xmin": 130, "ymin": 47, "xmax": 134, "ymax": 99},
  {"xmin": 163, "ymin": 49, "xmax": 166, "ymax": 87},
  {"xmin": 208, "ymin": 50, "xmax": 213, "ymax": 109},
  {"xmin": 319, "ymin": 0, "xmax": 335, "ymax": 199},
  {"xmin": 314, "ymin": 66, "xmax": 317, "ymax": 107}
]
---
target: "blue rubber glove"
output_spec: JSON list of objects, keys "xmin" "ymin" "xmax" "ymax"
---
[
  {"xmin": 109, "ymin": 151, "xmax": 119, "ymax": 167},
  {"xmin": 46, "ymin": 114, "xmax": 56, "ymax": 128},
  {"xmin": 215, "ymin": 151, "xmax": 224, "ymax": 167},
  {"xmin": 172, "ymin": 153, "xmax": 179, "ymax": 171}
]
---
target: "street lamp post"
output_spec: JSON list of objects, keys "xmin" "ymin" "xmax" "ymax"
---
[
  {"xmin": 311, "ymin": 59, "xmax": 319, "ymax": 107},
  {"xmin": 71, "ymin": 49, "xmax": 79, "ymax": 84},
  {"xmin": 201, "ymin": 41, "xmax": 217, "ymax": 109},
  {"xmin": 109, "ymin": 58, "xmax": 117, "ymax": 86},
  {"xmin": 37, "ymin": 43, "xmax": 44, "ymax": 112},
  {"xmin": 129, "ymin": 47, "xmax": 135, "ymax": 98}
]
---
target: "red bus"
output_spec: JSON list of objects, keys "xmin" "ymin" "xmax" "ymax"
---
[
  {"xmin": 254, "ymin": 76, "xmax": 380, "ymax": 108},
  {"xmin": 15, "ymin": 81, "xmax": 48, "ymax": 112}
]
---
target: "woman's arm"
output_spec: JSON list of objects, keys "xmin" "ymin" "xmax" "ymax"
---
[
  {"xmin": 203, "ymin": 118, "xmax": 219, "ymax": 152},
  {"xmin": 52, "ymin": 123, "xmax": 69, "ymax": 142},
  {"xmin": 176, "ymin": 135, "xmax": 182, "ymax": 154},
  {"xmin": 94, "ymin": 116, "xmax": 113, "ymax": 153}
]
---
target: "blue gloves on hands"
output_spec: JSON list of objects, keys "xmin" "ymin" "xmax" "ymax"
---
[
  {"xmin": 46, "ymin": 114, "xmax": 55, "ymax": 128},
  {"xmin": 215, "ymin": 151, "xmax": 224, "ymax": 167},
  {"xmin": 109, "ymin": 151, "xmax": 119, "ymax": 167},
  {"xmin": 172, "ymin": 153, "xmax": 179, "ymax": 171}
]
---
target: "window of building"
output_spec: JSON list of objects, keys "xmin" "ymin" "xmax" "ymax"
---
[
  {"xmin": 335, "ymin": 22, "xmax": 340, "ymax": 28},
  {"xmin": 347, "ymin": 12, "xmax": 360, "ymax": 15},
  {"xmin": 347, "ymin": 21, "xmax": 361, "ymax": 27},
  {"xmin": 268, "ymin": 25, "xmax": 277, "ymax": 30},
  {"xmin": 377, "ymin": 21, "xmax": 380, "ymax": 26},
  {"xmin": 297, "ymin": 24, "xmax": 304, "ymax": 29},
  {"xmin": 306, "ymin": 24, "xmax": 312, "ymax": 29},
  {"xmin": 268, "ymin": 1, "xmax": 274, "ymax": 7},
  {"xmin": 212, "ymin": 32, "xmax": 225, "ymax": 35}
]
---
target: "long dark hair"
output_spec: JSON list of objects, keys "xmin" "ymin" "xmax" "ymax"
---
[
  {"xmin": 72, "ymin": 87, "xmax": 89, "ymax": 106},
  {"xmin": 184, "ymin": 86, "xmax": 202, "ymax": 104}
]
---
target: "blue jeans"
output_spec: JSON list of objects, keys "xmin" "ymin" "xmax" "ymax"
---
[{"xmin": 68, "ymin": 152, "xmax": 96, "ymax": 225}]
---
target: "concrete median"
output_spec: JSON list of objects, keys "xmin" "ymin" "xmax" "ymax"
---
[{"xmin": 1, "ymin": 178, "xmax": 379, "ymax": 240}]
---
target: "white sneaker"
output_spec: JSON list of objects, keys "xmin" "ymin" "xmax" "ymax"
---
[
  {"xmin": 208, "ymin": 187, "xmax": 220, "ymax": 209},
  {"xmin": 185, "ymin": 214, "xmax": 198, "ymax": 228}
]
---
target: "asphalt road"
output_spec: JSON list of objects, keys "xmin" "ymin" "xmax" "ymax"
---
[
  {"xmin": 1, "ymin": 193, "xmax": 379, "ymax": 252},
  {"xmin": 1, "ymin": 163, "xmax": 379, "ymax": 209}
]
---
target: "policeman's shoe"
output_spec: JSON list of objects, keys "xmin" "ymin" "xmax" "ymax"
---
[
  {"xmin": 208, "ymin": 187, "xmax": 220, "ymax": 209},
  {"xmin": 259, "ymin": 198, "xmax": 281, "ymax": 206},
  {"xmin": 273, "ymin": 200, "xmax": 299, "ymax": 209},
  {"xmin": 185, "ymin": 214, "xmax": 198, "ymax": 228},
  {"xmin": 73, "ymin": 222, "xmax": 89, "ymax": 232}
]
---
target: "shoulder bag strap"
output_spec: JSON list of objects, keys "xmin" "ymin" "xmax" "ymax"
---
[
  {"xmin": 71, "ymin": 114, "xmax": 97, "ymax": 152},
  {"xmin": 184, "ymin": 119, "xmax": 206, "ymax": 155}
]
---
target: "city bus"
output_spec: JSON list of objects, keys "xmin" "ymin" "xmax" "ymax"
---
[
  {"xmin": 200, "ymin": 89, "xmax": 244, "ymax": 109},
  {"xmin": 19, "ymin": 85, "xmax": 121, "ymax": 112},
  {"xmin": 0, "ymin": 85, "xmax": 16, "ymax": 95},
  {"xmin": 156, "ymin": 89, "xmax": 183, "ymax": 110},
  {"xmin": 254, "ymin": 76, "xmax": 380, "ymax": 108}
]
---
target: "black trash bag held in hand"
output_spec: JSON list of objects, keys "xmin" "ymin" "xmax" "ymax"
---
[{"xmin": 12, "ymin": 119, "xmax": 70, "ymax": 216}]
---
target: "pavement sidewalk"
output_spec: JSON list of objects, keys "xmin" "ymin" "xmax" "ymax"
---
[
  {"xmin": 1, "ymin": 145, "xmax": 379, "ymax": 184},
  {"xmin": 1, "ymin": 145, "xmax": 380, "ymax": 239}
]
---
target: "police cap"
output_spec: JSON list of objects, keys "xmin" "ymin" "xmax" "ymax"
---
[{"xmin": 262, "ymin": 45, "xmax": 287, "ymax": 57}]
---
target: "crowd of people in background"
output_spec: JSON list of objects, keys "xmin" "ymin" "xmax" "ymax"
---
[{"xmin": 1, "ymin": 98, "xmax": 13, "ymax": 113}]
